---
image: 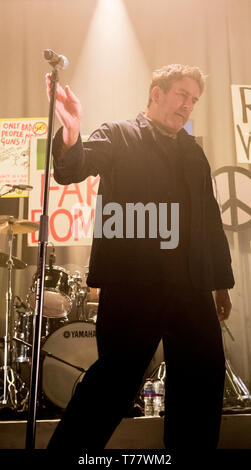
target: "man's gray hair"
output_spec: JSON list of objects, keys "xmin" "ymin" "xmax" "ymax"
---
[{"xmin": 147, "ymin": 64, "xmax": 206, "ymax": 107}]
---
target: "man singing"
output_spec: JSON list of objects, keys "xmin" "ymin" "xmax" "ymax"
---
[{"xmin": 46, "ymin": 64, "xmax": 234, "ymax": 458}]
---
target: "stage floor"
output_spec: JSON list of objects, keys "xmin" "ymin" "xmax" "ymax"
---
[{"xmin": 0, "ymin": 412, "xmax": 251, "ymax": 450}]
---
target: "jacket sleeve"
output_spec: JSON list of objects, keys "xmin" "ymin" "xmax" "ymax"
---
[
  {"xmin": 204, "ymin": 160, "xmax": 235, "ymax": 290},
  {"xmin": 52, "ymin": 123, "xmax": 114, "ymax": 185}
]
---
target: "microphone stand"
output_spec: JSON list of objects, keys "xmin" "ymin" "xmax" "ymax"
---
[
  {"xmin": 25, "ymin": 65, "xmax": 59, "ymax": 450},
  {"xmin": 0, "ymin": 186, "xmax": 18, "ymax": 197}
]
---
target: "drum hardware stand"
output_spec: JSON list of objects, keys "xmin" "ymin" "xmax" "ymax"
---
[
  {"xmin": 74, "ymin": 291, "xmax": 86, "ymax": 321},
  {"xmin": 69, "ymin": 271, "xmax": 89, "ymax": 321},
  {"xmin": 0, "ymin": 219, "xmax": 27, "ymax": 410},
  {"xmin": 221, "ymin": 321, "xmax": 251, "ymax": 408},
  {"xmin": 85, "ymin": 301, "xmax": 98, "ymax": 323},
  {"xmin": 13, "ymin": 336, "xmax": 87, "ymax": 374},
  {"xmin": 76, "ymin": 289, "xmax": 89, "ymax": 321},
  {"xmin": 25, "ymin": 51, "xmax": 68, "ymax": 450},
  {"xmin": 224, "ymin": 359, "xmax": 251, "ymax": 406}
]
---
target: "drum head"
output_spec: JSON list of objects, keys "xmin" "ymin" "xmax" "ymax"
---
[
  {"xmin": 42, "ymin": 290, "xmax": 71, "ymax": 318},
  {"xmin": 42, "ymin": 321, "xmax": 98, "ymax": 409}
]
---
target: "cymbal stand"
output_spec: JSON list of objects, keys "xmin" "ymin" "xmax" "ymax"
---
[
  {"xmin": 221, "ymin": 321, "xmax": 251, "ymax": 407},
  {"xmin": 0, "ymin": 219, "xmax": 26, "ymax": 408}
]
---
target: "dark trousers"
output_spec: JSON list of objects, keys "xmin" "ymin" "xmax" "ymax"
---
[{"xmin": 47, "ymin": 282, "xmax": 225, "ymax": 456}]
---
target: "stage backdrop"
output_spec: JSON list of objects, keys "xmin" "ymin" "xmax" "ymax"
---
[{"xmin": 0, "ymin": 0, "xmax": 251, "ymax": 390}]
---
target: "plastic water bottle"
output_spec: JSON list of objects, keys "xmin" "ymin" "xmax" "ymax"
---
[
  {"xmin": 143, "ymin": 379, "xmax": 155, "ymax": 416},
  {"xmin": 153, "ymin": 379, "xmax": 165, "ymax": 416}
]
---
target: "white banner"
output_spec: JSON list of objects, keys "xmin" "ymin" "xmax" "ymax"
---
[
  {"xmin": 28, "ymin": 137, "xmax": 99, "ymax": 246},
  {"xmin": 231, "ymin": 85, "xmax": 251, "ymax": 163}
]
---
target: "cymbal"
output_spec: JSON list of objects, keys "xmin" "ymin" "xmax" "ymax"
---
[
  {"xmin": 0, "ymin": 251, "xmax": 27, "ymax": 269},
  {"xmin": 0, "ymin": 216, "xmax": 39, "ymax": 234}
]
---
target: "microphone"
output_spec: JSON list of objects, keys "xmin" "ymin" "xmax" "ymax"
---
[
  {"xmin": 6, "ymin": 184, "xmax": 33, "ymax": 191},
  {"xmin": 44, "ymin": 49, "xmax": 69, "ymax": 70}
]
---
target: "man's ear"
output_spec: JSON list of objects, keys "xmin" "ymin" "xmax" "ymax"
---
[{"xmin": 150, "ymin": 85, "xmax": 163, "ymax": 105}]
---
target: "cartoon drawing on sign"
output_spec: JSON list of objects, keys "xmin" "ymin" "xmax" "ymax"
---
[{"xmin": 0, "ymin": 118, "xmax": 48, "ymax": 189}]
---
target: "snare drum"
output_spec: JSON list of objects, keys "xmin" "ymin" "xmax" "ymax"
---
[
  {"xmin": 28, "ymin": 265, "xmax": 72, "ymax": 318},
  {"xmin": 42, "ymin": 321, "xmax": 98, "ymax": 409}
]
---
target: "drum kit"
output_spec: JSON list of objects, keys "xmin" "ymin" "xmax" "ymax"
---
[
  {"xmin": 1, "ymin": 215, "xmax": 251, "ymax": 420},
  {"xmin": 0, "ymin": 215, "xmax": 99, "ymax": 415}
]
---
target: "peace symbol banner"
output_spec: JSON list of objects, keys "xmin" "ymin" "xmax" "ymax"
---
[
  {"xmin": 212, "ymin": 166, "xmax": 251, "ymax": 231},
  {"xmin": 231, "ymin": 85, "xmax": 251, "ymax": 163}
]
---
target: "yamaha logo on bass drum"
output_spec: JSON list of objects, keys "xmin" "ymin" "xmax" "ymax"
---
[{"xmin": 63, "ymin": 328, "xmax": 96, "ymax": 339}]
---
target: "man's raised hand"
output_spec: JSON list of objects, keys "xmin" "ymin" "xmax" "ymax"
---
[{"xmin": 45, "ymin": 73, "xmax": 82, "ymax": 148}]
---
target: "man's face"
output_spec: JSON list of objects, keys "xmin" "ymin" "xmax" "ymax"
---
[{"xmin": 150, "ymin": 77, "xmax": 201, "ymax": 134}]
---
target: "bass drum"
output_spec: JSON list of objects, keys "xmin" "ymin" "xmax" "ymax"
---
[{"xmin": 42, "ymin": 321, "xmax": 98, "ymax": 409}]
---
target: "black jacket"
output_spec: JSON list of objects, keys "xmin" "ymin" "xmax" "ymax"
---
[{"xmin": 53, "ymin": 113, "xmax": 234, "ymax": 291}]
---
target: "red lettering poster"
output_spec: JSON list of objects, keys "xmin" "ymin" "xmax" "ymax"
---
[{"xmin": 28, "ymin": 136, "xmax": 99, "ymax": 246}]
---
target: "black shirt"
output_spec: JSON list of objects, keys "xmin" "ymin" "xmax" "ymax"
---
[{"xmin": 148, "ymin": 127, "xmax": 191, "ymax": 284}]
